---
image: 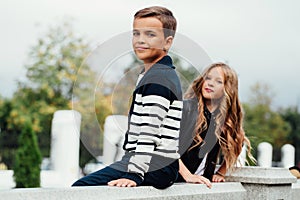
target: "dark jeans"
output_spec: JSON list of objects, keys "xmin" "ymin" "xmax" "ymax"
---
[{"xmin": 72, "ymin": 159, "xmax": 179, "ymax": 189}]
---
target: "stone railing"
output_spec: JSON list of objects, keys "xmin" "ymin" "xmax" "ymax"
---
[
  {"xmin": 1, "ymin": 112, "xmax": 299, "ymax": 199},
  {"xmin": 0, "ymin": 166, "xmax": 299, "ymax": 200},
  {"xmin": 226, "ymin": 166, "xmax": 298, "ymax": 200},
  {"xmin": 0, "ymin": 182, "xmax": 245, "ymax": 200}
]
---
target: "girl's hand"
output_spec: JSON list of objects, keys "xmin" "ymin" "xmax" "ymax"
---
[
  {"xmin": 184, "ymin": 174, "xmax": 212, "ymax": 188},
  {"xmin": 212, "ymin": 174, "xmax": 225, "ymax": 182}
]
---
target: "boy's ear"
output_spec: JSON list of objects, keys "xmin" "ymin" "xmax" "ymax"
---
[{"xmin": 163, "ymin": 36, "xmax": 174, "ymax": 52}]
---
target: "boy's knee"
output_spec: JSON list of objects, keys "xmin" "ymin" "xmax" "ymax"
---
[
  {"xmin": 153, "ymin": 179, "xmax": 175, "ymax": 189},
  {"xmin": 71, "ymin": 180, "xmax": 86, "ymax": 187},
  {"xmin": 153, "ymin": 172, "xmax": 177, "ymax": 189}
]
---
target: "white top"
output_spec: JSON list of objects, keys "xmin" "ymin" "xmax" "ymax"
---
[
  {"xmin": 194, "ymin": 153, "xmax": 208, "ymax": 175},
  {"xmin": 136, "ymin": 74, "xmax": 144, "ymax": 86}
]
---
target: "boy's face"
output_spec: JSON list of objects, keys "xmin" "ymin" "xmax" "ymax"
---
[{"xmin": 132, "ymin": 17, "xmax": 173, "ymax": 64}]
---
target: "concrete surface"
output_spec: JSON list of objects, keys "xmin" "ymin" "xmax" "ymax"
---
[{"xmin": 0, "ymin": 182, "xmax": 245, "ymax": 200}]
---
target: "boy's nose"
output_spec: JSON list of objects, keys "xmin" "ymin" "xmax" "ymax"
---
[{"xmin": 137, "ymin": 34, "xmax": 146, "ymax": 43}]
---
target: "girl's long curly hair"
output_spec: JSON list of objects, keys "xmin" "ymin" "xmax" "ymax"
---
[{"xmin": 185, "ymin": 62, "xmax": 254, "ymax": 172}]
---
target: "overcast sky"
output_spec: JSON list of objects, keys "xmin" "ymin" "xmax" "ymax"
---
[{"xmin": 1, "ymin": 0, "xmax": 300, "ymax": 109}]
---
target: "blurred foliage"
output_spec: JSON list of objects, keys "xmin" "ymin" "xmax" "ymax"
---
[
  {"xmin": 170, "ymin": 52, "xmax": 199, "ymax": 93},
  {"xmin": 0, "ymin": 20, "xmax": 111, "ymax": 169},
  {"xmin": 13, "ymin": 120, "xmax": 42, "ymax": 188},
  {"xmin": 280, "ymin": 106, "xmax": 300, "ymax": 165},
  {"xmin": 74, "ymin": 91, "xmax": 112, "ymax": 166},
  {"xmin": 25, "ymin": 20, "xmax": 90, "ymax": 100},
  {"xmin": 0, "ymin": 98, "xmax": 18, "ymax": 167},
  {"xmin": 243, "ymin": 82, "xmax": 291, "ymax": 161},
  {"xmin": 109, "ymin": 54, "xmax": 142, "ymax": 115}
]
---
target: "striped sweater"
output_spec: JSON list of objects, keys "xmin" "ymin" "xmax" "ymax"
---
[{"xmin": 122, "ymin": 55, "xmax": 183, "ymax": 183}]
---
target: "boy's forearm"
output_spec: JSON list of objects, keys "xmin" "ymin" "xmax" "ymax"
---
[{"xmin": 121, "ymin": 172, "xmax": 143, "ymax": 186}]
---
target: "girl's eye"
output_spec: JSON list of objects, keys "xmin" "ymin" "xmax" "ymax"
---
[
  {"xmin": 217, "ymin": 80, "xmax": 223, "ymax": 84},
  {"xmin": 205, "ymin": 76, "xmax": 211, "ymax": 80}
]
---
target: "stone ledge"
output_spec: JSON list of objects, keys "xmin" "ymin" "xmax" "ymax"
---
[
  {"xmin": 226, "ymin": 166, "xmax": 297, "ymax": 184},
  {"xmin": 225, "ymin": 166, "xmax": 297, "ymax": 200},
  {"xmin": 292, "ymin": 180, "xmax": 300, "ymax": 200},
  {"xmin": 0, "ymin": 182, "xmax": 245, "ymax": 200},
  {"xmin": 292, "ymin": 179, "xmax": 300, "ymax": 189}
]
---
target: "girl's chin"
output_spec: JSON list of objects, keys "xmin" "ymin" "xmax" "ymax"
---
[
  {"xmin": 204, "ymin": 97, "xmax": 222, "ymax": 103},
  {"xmin": 203, "ymin": 94, "xmax": 214, "ymax": 100}
]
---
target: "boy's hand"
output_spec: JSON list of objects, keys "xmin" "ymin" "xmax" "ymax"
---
[{"xmin": 108, "ymin": 178, "xmax": 137, "ymax": 187}]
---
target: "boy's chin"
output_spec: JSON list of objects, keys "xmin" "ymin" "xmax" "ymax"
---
[{"xmin": 135, "ymin": 56, "xmax": 151, "ymax": 63}]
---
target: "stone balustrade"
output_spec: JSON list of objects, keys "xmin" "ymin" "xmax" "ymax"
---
[
  {"xmin": 1, "ymin": 113, "xmax": 298, "ymax": 199},
  {"xmin": 0, "ymin": 166, "xmax": 298, "ymax": 200},
  {"xmin": 226, "ymin": 166, "xmax": 297, "ymax": 200}
]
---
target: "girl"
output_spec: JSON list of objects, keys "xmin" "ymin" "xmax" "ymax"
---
[{"xmin": 177, "ymin": 62, "xmax": 254, "ymax": 188}]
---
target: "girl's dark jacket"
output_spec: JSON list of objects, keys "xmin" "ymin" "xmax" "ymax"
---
[{"xmin": 177, "ymin": 98, "xmax": 221, "ymax": 182}]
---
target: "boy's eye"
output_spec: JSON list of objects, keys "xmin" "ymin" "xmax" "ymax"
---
[
  {"xmin": 133, "ymin": 31, "xmax": 139, "ymax": 36},
  {"xmin": 146, "ymin": 32, "xmax": 156, "ymax": 37}
]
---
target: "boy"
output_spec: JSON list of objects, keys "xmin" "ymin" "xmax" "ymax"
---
[{"xmin": 72, "ymin": 6, "xmax": 182, "ymax": 189}]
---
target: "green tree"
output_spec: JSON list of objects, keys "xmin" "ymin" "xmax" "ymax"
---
[
  {"xmin": 19, "ymin": 19, "xmax": 95, "ymax": 158},
  {"xmin": 280, "ymin": 106, "xmax": 300, "ymax": 165},
  {"xmin": 73, "ymin": 88, "xmax": 112, "ymax": 166},
  {"xmin": 170, "ymin": 52, "xmax": 199, "ymax": 93},
  {"xmin": 25, "ymin": 20, "xmax": 90, "ymax": 100},
  {"xmin": 0, "ymin": 98, "xmax": 18, "ymax": 168},
  {"xmin": 108, "ymin": 54, "xmax": 143, "ymax": 115},
  {"xmin": 243, "ymin": 82, "xmax": 290, "ymax": 160},
  {"xmin": 0, "ymin": 19, "xmax": 109, "ymax": 169},
  {"xmin": 13, "ymin": 120, "xmax": 42, "ymax": 188}
]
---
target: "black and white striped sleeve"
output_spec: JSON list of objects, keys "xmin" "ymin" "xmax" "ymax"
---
[{"xmin": 126, "ymin": 83, "xmax": 178, "ymax": 178}]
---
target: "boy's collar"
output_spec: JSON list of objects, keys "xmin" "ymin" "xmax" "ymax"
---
[
  {"xmin": 140, "ymin": 55, "xmax": 174, "ymax": 74},
  {"xmin": 156, "ymin": 55, "xmax": 174, "ymax": 68}
]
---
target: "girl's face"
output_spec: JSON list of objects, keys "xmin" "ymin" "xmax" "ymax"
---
[{"xmin": 202, "ymin": 67, "xmax": 225, "ymax": 101}]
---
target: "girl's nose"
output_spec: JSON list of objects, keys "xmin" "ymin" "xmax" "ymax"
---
[{"xmin": 207, "ymin": 80, "xmax": 214, "ymax": 87}]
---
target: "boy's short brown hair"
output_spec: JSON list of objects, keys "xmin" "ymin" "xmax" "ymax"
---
[{"xmin": 134, "ymin": 6, "xmax": 177, "ymax": 38}]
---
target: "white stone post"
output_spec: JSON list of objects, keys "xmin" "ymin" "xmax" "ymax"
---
[
  {"xmin": 257, "ymin": 142, "xmax": 273, "ymax": 167},
  {"xmin": 49, "ymin": 110, "xmax": 81, "ymax": 187},
  {"xmin": 102, "ymin": 115, "xmax": 127, "ymax": 166},
  {"xmin": 281, "ymin": 144, "xmax": 295, "ymax": 168}
]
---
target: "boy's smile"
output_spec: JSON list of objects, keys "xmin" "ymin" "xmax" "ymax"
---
[{"xmin": 132, "ymin": 17, "xmax": 173, "ymax": 67}]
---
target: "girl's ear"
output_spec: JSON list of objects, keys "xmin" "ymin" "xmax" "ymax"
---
[{"xmin": 163, "ymin": 36, "xmax": 174, "ymax": 52}]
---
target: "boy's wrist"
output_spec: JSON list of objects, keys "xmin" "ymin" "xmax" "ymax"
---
[{"xmin": 121, "ymin": 172, "xmax": 143, "ymax": 185}]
